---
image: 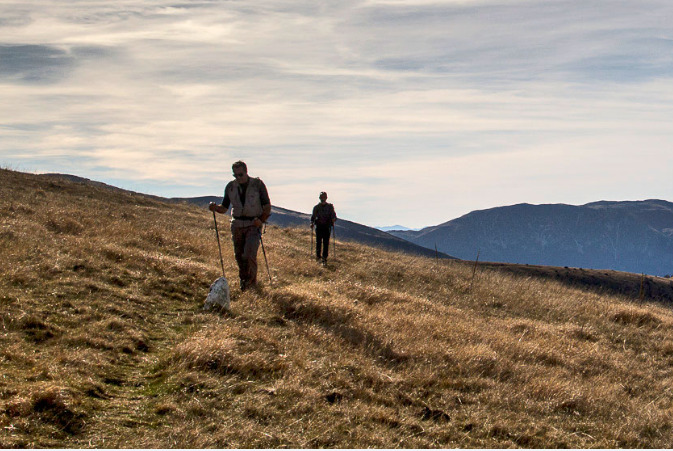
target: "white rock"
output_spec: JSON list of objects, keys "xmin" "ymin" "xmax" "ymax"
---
[{"xmin": 203, "ymin": 276, "xmax": 230, "ymax": 311}]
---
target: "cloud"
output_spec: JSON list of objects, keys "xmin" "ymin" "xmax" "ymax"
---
[
  {"xmin": 1, "ymin": 0, "xmax": 672, "ymax": 226},
  {"xmin": 353, "ymin": 0, "xmax": 673, "ymax": 83},
  {"xmin": 0, "ymin": 44, "xmax": 75, "ymax": 83}
]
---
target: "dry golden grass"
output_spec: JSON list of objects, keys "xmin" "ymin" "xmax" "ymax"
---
[{"xmin": 2, "ymin": 168, "xmax": 673, "ymax": 448}]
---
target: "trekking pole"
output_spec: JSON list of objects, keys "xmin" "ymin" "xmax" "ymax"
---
[
  {"xmin": 332, "ymin": 224, "xmax": 336, "ymax": 259},
  {"xmin": 311, "ymin": 226, "xmax": 314, "ymax": 258},
  {"xmin": 259, "ymin": 230, "xmax": 273, "ymax": 285},
  {"xmin": 213, "ymin": 211, "xmax": 226, "ymax": 278}
]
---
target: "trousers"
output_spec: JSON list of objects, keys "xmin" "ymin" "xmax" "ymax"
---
[
  {"xmin": 231, "ymin": 225, "xmax": 260, "ymax": 285},
  {"xmin": 315, "ymin": 224, "xmax": 331, "ymax": 260}
]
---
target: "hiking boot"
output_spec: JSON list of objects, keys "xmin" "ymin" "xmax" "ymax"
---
[
  {"xmin": 321, "ymin": 258, "xmax": 327, "ymax": 266},
  {"xmin": 239, "ymin": 279, "xmax": 247, "ymax": 292}
]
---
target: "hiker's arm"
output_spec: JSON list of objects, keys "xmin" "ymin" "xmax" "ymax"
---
[
  {"xmin": 209, "ymin": 202, "xmax": 228, "ymax": 214},
  {"xmin": 209, "ymin": 183, "xmax": 233, "ymax": 214},
  {"xmin": 255, "ymin": 203, "xmax": 271, "ymax": 228},
  {"xmin": 253, "ymin": 182, "xmax": 271, "ymax": 227},
  {"xmin": 253, "ymin": 205, "xmax": 270, "ymax": 228},
  {"xmin": 259, "ymin": 204, "xmax": 271, "ymax": 227}
]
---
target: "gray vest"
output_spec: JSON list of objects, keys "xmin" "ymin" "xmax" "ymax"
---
[{"xmin": 227, "ymin": 177, "xmax": 263, "ymax": 227}]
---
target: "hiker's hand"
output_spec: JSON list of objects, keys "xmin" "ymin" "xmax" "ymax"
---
[
  {"xmin": 310, "ymin": 223, "xmax": 314, "ymax": 229},
  {"xmin": 253, "ymin": 218, "xmax": 263, "ymax": 228},
  {"xmin": 209, "ymin": 203, "xmax": 225, "ymax": 214}
]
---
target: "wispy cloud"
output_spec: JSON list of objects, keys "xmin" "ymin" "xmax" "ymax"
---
[{"xmin": 1, "ymin": 0, "xmax": 672, "ymax": 227}]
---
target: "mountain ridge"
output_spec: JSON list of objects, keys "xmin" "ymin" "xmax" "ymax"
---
[{"xmin": 390, "ymin": 200, "xmax": 673, "ymax": 276}]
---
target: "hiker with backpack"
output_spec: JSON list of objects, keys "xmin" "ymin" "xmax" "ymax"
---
[
  {"xmin": 311, "ymin": 191, "xmax": 337, "ymax": 265},
  {"xmin": 209, "ymin": 161, "xmax": 271, "ymax": 291}
]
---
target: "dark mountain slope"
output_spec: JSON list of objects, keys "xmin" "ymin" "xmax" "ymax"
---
[{"xmin": 391, "ymin": 200, "xmax": 673, "ymax": 276}]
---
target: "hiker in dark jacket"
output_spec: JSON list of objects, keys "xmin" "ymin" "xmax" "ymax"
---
[
  {"xmin": 209, "ymin": 161, "xmax": 271, "ymax": 291},
  {"xmin": 311, "ymin": 191, "xmax": 337, "ymax": 265}
]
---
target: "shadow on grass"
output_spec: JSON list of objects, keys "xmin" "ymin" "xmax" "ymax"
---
[{"xmin": 270, "ymin": 290, "xmax": 408, "ymax": 366}]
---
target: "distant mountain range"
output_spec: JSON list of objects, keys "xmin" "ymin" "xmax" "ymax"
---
[
  {"xmin": 389, "ymin": 200, "xmax": 673, "ymax": 276},
  {"xmin": 376, "ymin": 225, "xmax": 419, "ymax": 232}
]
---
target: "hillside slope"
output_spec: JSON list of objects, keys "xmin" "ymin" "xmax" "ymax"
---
[
  {"xmin": 3, "ymin": 168, "xmax": 673, "ymax": 448},
  {"xmin": 391, "ymin": 201, "xmax": 673, "ymax": 276}
]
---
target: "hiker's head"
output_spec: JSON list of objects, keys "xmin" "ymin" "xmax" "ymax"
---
[
  {"xmin": 232, "ymin": 161, "xmax": 249, "ymax": 183},
  {"xmin": 319, "ymin": 192, "xmax": 327, "ymax": 202}
]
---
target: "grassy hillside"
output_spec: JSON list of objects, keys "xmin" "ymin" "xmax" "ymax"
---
[{"xmin": 3, "ymin": 168, "xmax": 673, "ymax": 448}]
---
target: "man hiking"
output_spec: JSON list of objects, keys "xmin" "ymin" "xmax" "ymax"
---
[
  {"xmin": 209, "ymin": 161, "xmax": 271, "ymax": 291},
  {"xmin": 310, "ymin": 191, "xmax": 337, "ymax": 265}
]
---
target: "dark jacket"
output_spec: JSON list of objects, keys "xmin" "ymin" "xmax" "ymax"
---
[{"xmin": 311, "ymin": 202, "xmax": 336, "ymax": 226}]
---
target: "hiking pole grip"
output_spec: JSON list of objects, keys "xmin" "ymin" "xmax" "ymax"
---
[{"xmin": 213, "ymin": 210, "xmax": 226, "ymax": 278}]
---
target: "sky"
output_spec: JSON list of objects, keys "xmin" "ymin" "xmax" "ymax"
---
[{"xmin": 1, "ymin": 0, "xmax": 672, "ymax": 229}]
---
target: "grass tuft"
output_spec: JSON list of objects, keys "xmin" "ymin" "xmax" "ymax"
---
[{"xmin": 611, "ymin": 308, "xmax": 662, "ymax": 327}]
